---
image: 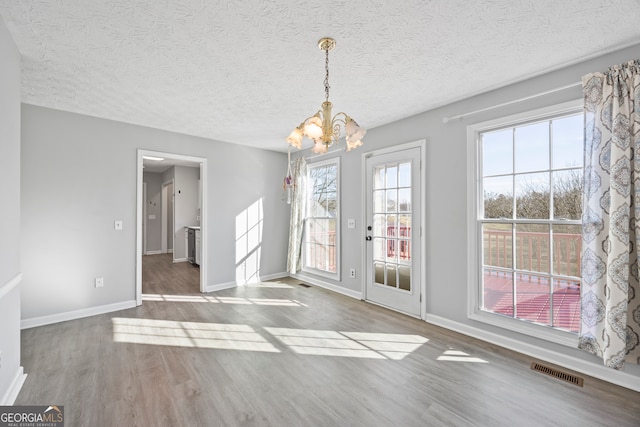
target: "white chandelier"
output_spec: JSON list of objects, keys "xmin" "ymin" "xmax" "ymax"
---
[{"xmin": 286, "ymin": 38, "xmax": 366, "ymax": 154}]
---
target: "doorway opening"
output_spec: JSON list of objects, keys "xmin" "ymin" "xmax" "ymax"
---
[{"xmin": 136, "ymin": 149, "xmax": 208, "ymax": 305}]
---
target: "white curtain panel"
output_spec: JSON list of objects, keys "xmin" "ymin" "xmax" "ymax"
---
[
  {"xmin": 286, "ymin": 157, "xmax": 307, "ymax": 274},
  {"xmin": 581, "ymin": 60, "xmax": 640, "ymax": 369}
]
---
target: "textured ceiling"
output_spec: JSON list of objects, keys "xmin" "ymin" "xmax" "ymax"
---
[{"xmin": 2, "ymin": 1, "xmax": 640, "ymax": 152}]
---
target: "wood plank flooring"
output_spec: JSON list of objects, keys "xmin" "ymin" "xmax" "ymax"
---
[{"xmin": 16, "ymin": 255, "xmax": 640, "ymax": 426}]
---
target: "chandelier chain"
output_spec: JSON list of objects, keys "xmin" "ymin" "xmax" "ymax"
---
[{"xmin": 324, "ymin": 45, "xmax": 330, "ymax": 102}]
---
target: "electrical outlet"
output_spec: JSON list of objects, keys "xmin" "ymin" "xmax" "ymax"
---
[
  {"xmin": 350, "ymin": 268, "xmax": 356, "ymax": 279},
  {"xmin": 95, "ymin": 277, "xmax": 104, "ymax": 288}
]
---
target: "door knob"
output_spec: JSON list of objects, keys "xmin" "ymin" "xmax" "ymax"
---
[{"xmin": 366, "ymin": 236, "xmax": 372, "ymax": 241}]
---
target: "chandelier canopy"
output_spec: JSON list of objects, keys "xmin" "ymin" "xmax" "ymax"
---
[{"xmin": 286, "ymin": 38, "xmax": 366, "ymax": 154}]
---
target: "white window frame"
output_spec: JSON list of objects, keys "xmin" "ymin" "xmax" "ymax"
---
[
  {"xmin": 466, "ymin": 99, "xmax": 582, "ymax": 348},
  {"xmin": 302, "ymin": 157, "xmax": 341, "ymax": 280}
]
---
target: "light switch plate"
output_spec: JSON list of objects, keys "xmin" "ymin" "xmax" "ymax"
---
[
  {"xmin": 347, "ymin": 219, "xmax": 356, "ymax": 229},
  {"xmin": 114, "ymin": 220, "xmax": 123, "ymax": 230}
]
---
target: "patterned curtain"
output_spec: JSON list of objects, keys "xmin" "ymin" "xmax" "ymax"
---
[
  {"xmin": 286, "ymin": 157, "xmax": 307, "ymax": 274},
  {"xmin": 581, "ymin": 60, "xmax": 640, "ymax": 369}
]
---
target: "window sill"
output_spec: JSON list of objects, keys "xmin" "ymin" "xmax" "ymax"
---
[{"xmin": 469, "ymin": 309, "xmax": 578, "ymax": 348}]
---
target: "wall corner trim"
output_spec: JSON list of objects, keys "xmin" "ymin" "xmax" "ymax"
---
[
  {"xmin": 425, "ymin": 313, "xmax": 640, "ymax": 393},
  {"xmin": 206, "ymin": 281, "xmax": 236, "ymax": 293},
  {"xmin": 0, "ymin": 367, "xmax": 26, "ymax": 405},
  {"xmin": 21, "ymin": 300, "xmax": 137, "ymax": 329}
]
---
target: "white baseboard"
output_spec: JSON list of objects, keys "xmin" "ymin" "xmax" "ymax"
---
[
  {"xmin": 168, "ymin": 249, "xmax": 174, "ymax": 253},
  {"xmin": 206, "ymin": 281, "xmax": 236, "ymax": 293},
  {"xmin": 0, "ymin": 367, "xmax": 26, "ymax": 405},
  {"xmin": 259, "ymin": 272, "xmax": 288, "ymax": 282},
  {"xmin": 204, "ymin": 273, "xmax": 289, "ymax": 293},
  {"xmin": 21, "ymin": 300, "xmax": 137, "ymax": 329},
  {"xmin": 173, "ymin": 258, "xmax": 188, "ymax": 263},
  {"xmin": 291, "ymin": 273, "xmax": 362, "ymax": 300},
  {"xmin": 425, "ymin": 313, "xmax": 640, "ymax": 393},
  {"xmin": 144, "ymin": 250, "xmax": 162, "ymax": 255}
]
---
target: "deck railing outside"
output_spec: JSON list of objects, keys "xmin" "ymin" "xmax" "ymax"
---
[
  {"xmin": 483, "ymin": 228, "xmax": 581, "ymax": 332},
  {"xmin": 484, "ymin": 229, "xmax": 581, "ymax": 278}
]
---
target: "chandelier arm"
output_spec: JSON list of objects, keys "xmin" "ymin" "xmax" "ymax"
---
[{"xmin": 331, "ymin": 112, "xmax": 349, "ymax": 126}]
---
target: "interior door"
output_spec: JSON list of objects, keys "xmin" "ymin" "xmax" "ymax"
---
[{"xmin": 365, "ymin": 147, "xmax": 422, "ymax": 317}]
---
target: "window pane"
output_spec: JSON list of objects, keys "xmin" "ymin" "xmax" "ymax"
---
[
  {"xmin": 552, "ymin": 224, "xmax": 581, "ymax": 277},
  {"xmin": 483, "ymin": 129, "xmax": 513, "ymax": 176},
  {"xmin": 553, "ymin": 169, "xmax": 582, "ymax": 220},
  {"xmin": 373, "ymin": 190, "xmax": 385, "ymax": 213},
  {"xmin": 515, "ymin": 172, "xmax": 549, "ymax": 219},
  {"xmin": 386, "ymin": 215, "xmax": 397, "ymax": 238},
  {"xmin": 373, "ymin": 214, "xmax": 385, "ymax": 237},
  {"xmin": 398, "ymin": 162, "xmax": 411, "ymax": 187},
  {"xmin": 386, "ymin": 189, "xmax": 397, "ymax": 212},
  {"xmin": 515, "ymin": 273, "xmax": 550, "ymax": 326},
  {"xmin": 515, "ymin": 224, "xmax": 549, "ymax": 273},
  {"xmin": 515, "ymin": 122, "xmax": 549, "ymax": 173},
  {"xmin": 398, "ymin": 266, "xmax": 411, "ymax": 291},
  {"xmin": 482, "ymin": 268, "xmax": 513, "ymax": 317},
  {"xmin": 483, "ymin": 176, "xmax": 513, "ymax": 219},
  {"xmin": 386, "ymin": 238, "xmax": 397, "ymax": 262},
  {"xmin": 325, "ymin": 191, "xmax": 337, "ymax": 216},
  {"xmin": 398, "ymin": 239, "xmax": 411, "ymax": 263},
  {"xmin": 552, "ymin": 278, "xmax": 580, "ymax": 333},
  {"xmin": 398, "ymin": 214, "xmax": 411, "ymax": 238},
  {"xmin": 373, "ymin": 238, "xmax": 385, "ymax": 261},
  {"xmin": 398, "ymin": 188, "xmax": 411, "ymax": 212},
  {"xmin": 387, "ymin": 264, "xmax": 397, "ymax": 288},
  {"xmin": 386, "ymin": 165, "xmax": 398, "ymax": 188},
  {"xmin": 552, "ymin": 114, "xmax": 583, "ymax": 169},
  {"xmin": 374, "ymin": 166, "xmax": 384, "ymax": 189},
  {"xmin": 374, "ymin": 262, "xmax": 384, "ymax": 285},
  {"xmin": 483, "ymin": 223, "xmax": 512, "ymax": 269}
]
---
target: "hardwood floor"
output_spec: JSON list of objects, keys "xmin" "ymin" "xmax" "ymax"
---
[
  {"xmin": 16, "ymin": 261, "xmax": 640, "ymax": 426},
  {"xmin": 142, "ymin": 253, "xmax": 200, "ymax": 294}
]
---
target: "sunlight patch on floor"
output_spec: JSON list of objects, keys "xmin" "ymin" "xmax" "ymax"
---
[
  {"xmin": 436, "ymin": 349, "xmax": 488, "ymax": 363},
  {"xmin": 112, "ymin": 318, "xmax": 280, "ymax": 352},
  {"xmin": 265, "ymin": 327, "xmax": 428, "ymax": 360}
]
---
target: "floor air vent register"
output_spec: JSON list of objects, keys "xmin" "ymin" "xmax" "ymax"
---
[{"xmin": 531, "ymin": 361, "xmax": 584, "ymax": 387}]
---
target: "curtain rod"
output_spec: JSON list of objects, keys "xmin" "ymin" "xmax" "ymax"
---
[{"xmin": 442, "ymin": 82, "xmax": 582, "ymax": 123}]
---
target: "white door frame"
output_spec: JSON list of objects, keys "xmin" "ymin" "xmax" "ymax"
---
[
  {"xmin": 360, "ymin": 139, "xmax": 427, "ymax": 319},
  {"xmin": 143, "ymin": 182, "xmax": 147, "ymax": 255},
  {"xmin": 161, "ymin": 179, "xmax": 174, "ymax": 256},
  {"xmin": 136, "ymin": 149, "xmax": 208, "ymax": 305}
]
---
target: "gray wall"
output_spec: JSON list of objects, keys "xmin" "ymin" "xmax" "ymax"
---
[
  {"xmin": 20, "ymin": 105, "xmax": 290, "ymax": 320},
  {"xmin": 143, "ymin": 172, "xmax": 162, "ymax": 253},
  {"xmin": 0, "ymin": 17, "xmax": 22, "ymax": 403},
  {"xmin": 294, "ymin": 44, "xmax": 640, "ymax": 381}
]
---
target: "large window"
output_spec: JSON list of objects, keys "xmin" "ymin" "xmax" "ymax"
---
[
  {"xmin": 469, "ymin": 101, "xmax": 583, "ymax": 344},
  {"xmin": 304, "ymin": 158, "xmax": 340, "ymax": 278}
]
